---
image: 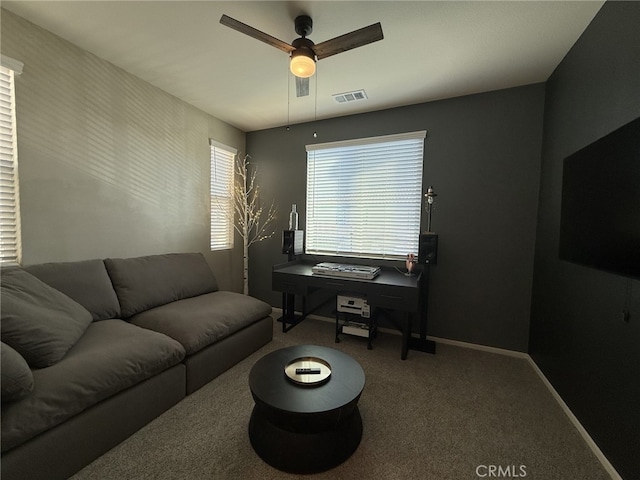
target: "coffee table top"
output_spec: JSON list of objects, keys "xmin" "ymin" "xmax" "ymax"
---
[{"xmin": 249, "ymin": 345, "xmax": 365, "ymax": 415}]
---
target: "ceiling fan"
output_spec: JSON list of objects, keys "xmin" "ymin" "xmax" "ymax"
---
[{"xmin": 220, "ymin": 14, "xmax": 383, "ymax": 97}]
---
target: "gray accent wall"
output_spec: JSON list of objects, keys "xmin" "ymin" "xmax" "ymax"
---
[
  {"xmin": 1, "ymin": 10, "xmax": 246, "ymax": 291},
  {"xmin": 247, "ymin": 83, "xmax": 545, "ymax": 352},
  {"xmin": 530, "ymin": 2, "xmax": 640, "ymax": 479}
]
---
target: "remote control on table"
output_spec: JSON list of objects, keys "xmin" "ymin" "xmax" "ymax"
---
[{"xmin": 295, "ymin": 367, "xmax": 321, "ymax": 375}]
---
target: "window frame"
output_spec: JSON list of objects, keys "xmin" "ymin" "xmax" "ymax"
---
[
  {"xmin": 305, "ymin": 130, "xmax": 426, "ymax": 261},
  {"xmin": 209, "ymin": 140, "xmax": 236, "ymax": 251},
  {"xmin": 0, "ymin": 58, "xmax": 24, "ymax": 266}
]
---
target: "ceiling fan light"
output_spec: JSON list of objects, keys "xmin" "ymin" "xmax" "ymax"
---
[{"xmin": 290, "ymin": 52, "xmax": 316, "ymax": 78}]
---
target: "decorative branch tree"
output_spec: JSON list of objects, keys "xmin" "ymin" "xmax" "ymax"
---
[{"xmin": 229, "ymin": 154, "xmax": 277, "ymax": 295}]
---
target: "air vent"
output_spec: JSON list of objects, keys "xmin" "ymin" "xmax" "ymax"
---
[{"xmin": 332, "ymin": 89, "xmax": 368, "ymax": 104}]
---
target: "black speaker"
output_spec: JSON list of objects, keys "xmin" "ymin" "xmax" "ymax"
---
[
  {"xmin": 282, "ymin": 230, "xmax": 304, "ymax": 256},
  {"xmin": 418, "ymin": 233, "xmax": 438, "ymax": 265}
]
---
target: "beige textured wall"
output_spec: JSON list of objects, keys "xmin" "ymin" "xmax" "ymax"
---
[{"xmin": 1, "ymin": 9, "xmax": 245, "ymax": 291}]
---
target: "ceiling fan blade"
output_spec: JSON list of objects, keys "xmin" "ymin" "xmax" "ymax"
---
[
  {"xmin": 220, "ymin": 14, "xmax": 295, "ymax": 54},
  {"xmin": 313, "ymin": 22, "xmax": 383, "ymax": 60},
  {"xmin": 296, "ymin": 77, "xmax": 309, "ymax": 97}
]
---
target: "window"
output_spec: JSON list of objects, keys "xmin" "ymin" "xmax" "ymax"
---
[
  {"xmin": 0, "ymin": 59, "xmax": 23, "ymax": 266},
  {"xmin": 306, "ymin": 131, "xmax": 426, "ymax": 260},
  {"xmin": 210, "ymin": 140, "xmax": 236, "ymax": 250}
]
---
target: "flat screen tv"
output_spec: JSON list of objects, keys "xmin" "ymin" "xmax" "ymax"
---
[{"xmin": 559, "ymin": 116, "xmax": 640, "ymax": 279}]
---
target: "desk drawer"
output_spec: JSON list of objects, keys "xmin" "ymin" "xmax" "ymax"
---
[
  {"xmin": 308, "ymin": 277, "xmax": 354, "ymax": 291},
  {"xmin": 272, "ymin": 274, "xmax": 307, "ymax": 295},
  {"xmin": 366, "ymin": 285, "xmax": 418, "ymax": 311}
]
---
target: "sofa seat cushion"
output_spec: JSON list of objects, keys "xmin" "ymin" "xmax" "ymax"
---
[
  {"xmin": 1, "ymin": 342, "xmax": 34, "ymax": 402},
  {"xmin": 105, "ymin": 253, "xmax": 219, "ymax": 318},
  {"xmin": 1, "ymin": 269, "xmax": 93, "ymax": 368},
  {"xmin": 130, "ymin": 291, "xmax": 272, "ymax": 355},
  {"xmin": 0, "ymin": 320, "xmax": 185, "ymax": 453},
  {"xmin": 24, "ymin": 259, "xmax": 121, "ymax": 321}
]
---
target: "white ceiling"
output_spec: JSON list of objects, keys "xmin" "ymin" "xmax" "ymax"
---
[{"xmin": 2, "ymin": 1, "xmax": 604, "ymax": 132}]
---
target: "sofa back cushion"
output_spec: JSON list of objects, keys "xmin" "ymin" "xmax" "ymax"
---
[
  {"xmin": 0, "ymin": 269, "xmax": 93, "ymax": 368},
  {"xmin": 104, "ymin": 252, "xmax": 219, "ymax": 318},
  {"xmin": 24, "ymin": 259, "xmax": 121, "ymax": 321}
]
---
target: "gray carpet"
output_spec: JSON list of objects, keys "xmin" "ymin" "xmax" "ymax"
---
[{"xmin": 72, "ymin": 318, "xmax": 611, "ymax": 480}]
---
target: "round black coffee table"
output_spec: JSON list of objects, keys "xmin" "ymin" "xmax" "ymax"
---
[{"xmin": 248, "ymin": 345, "xmax": 365, "ymax": 474}]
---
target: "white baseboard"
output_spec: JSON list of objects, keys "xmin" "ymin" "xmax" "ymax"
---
[
  {"xmin": 271, "ymin": 307, "xmax": 622, "ymax": 479},
  {"xmin": 426, "ymin": 335, "xmax": 530, "ymax": 359},
  {"xmin": 524, "ymin": 357, "xmax": 622, "ymax": 480}
]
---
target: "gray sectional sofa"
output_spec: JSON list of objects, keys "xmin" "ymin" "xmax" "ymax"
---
[{"xmin": 0, "ymin": 252, "xmax": 273, "ymax": 480}]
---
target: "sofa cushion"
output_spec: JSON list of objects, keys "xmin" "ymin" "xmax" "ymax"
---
[
  {"xmin": 105, "ymin": 253, "xmax": 219, "ymax": 318},
  {"xmin": 1, "ymin": 342, "xmax": 34, "ymax": 402},
  {"xmin": 0, "ymin": 319, "xmax": 186, "ymax": 452},
  {"xmin": 0, "ymin": 269, "xmax": 92, "ymax": 368},
  {"xmin": 24, "ymin": 259, "xmax": 121, "ymax": 321},
  {"xmin": 130, "ymin": 291, "xmax": 272, "ymax": 355}
]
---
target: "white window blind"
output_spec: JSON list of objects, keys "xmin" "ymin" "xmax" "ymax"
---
[
  {"xmin": 210, "ymin": 140, "xmax": 236, "ymax": 251},
  {"xmin": 306, "ymin": 131, "xmax": 426, "ymax": 260},
  {"xmin": 0, "ymin": 64, "xmax": 22, "ymax": 266}
]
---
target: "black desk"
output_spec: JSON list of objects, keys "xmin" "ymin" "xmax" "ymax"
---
[{"xmin": 272, "ymin": 261, "xmax": 436, "ymax": 359}]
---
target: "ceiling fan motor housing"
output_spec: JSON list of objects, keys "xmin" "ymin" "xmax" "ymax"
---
[
  {"xmin": 292, "ymin": 37, "xmax": 316, "ymax": 60},
  {"xmin": 294, "ymin": 15, "xmax": 313, "ymax": 37}
]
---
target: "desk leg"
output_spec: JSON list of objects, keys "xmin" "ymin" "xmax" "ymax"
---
[
  {"xmin": 401, "ymin": 313, "xmax": 410, "ymax": 360},
  {"xmin": 367, "ymin": 313, "xmax": 378, "ymax": 350},
  {"xmin": 406, "ymin": 266, "xmax": 436, "ymax": 355},
  {"xmin": 278, "ymin": 292, "xmax": 306, "ymax": 333},
  {"xmin": 283, "ymin": 292, "xmax": 291, "ymax": 333}
]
